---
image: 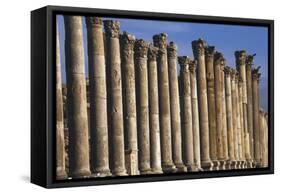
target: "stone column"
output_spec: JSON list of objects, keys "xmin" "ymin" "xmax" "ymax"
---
[
  {"xmin": 238, "ymin": 78, "xmax": 246, "ymax": 168},
  {"xmin": 236, "ymin": 76, "xmax": 242, "ymax": 168},
  {"xmin": 192, "ymin": 39, "xmax": 213, "ymax": 170},
  {"xmin": 205, "ymin": 46, "xmax": 218, "ymax": 170},
  {"xmin": 224, "ymin": 67, "xmax": 235, "ymax": 169},
  {"xmin": 153, "ymin": 33, "xmax": 176, "ymax": 173},
  {"xmin": 189, "ymin": 61, "xmax": 202, "ymax": 170},
  {"xmin": 120, "ymin": 32, "xmax": 139, "ymax": 175},
  {"xmin": 86, "ymin": 17, "xmax": 111, "ymax": 177},
  {"xmin": 221, "ymin": 59, "xmax": 229, "ymax": 168},
  {"xmin": 104, "ymin": 20, "xmax": 127, "ymax": 176},
  {"xmin": 214, "ymin": 52, "xmax": 224, "ymax": 169},
  {"xmin": 56, "ymin": 22, "xmax": 67, "ymax": 179},
  {"xmin": 260, "ymin": 111, "xmax": 268, "ymax": 168},
  {"xmin": 246, "ymin": 55, "xmax": 255, "ymax": 167},
  {"xmin": 230, "ymin": 69, "xmax": 238, "ymax": 169},
  {"xmin": 148, "ymin": 45, "xmax": 163, "ymax": 174},
  {"xmin": 178, "ymin": 56, "xmax": 196, "ymax": 171},
  {"xmin": 64, "ymin": 16, "xmax": 91, "ymax": 178},
  {"xmin": 235, "ymin": 50, "xmax": 248, "ymax": 168},
  {"xmin": 167, "ymin": 42, "xmax": 187, "ymax": 172},
  {"xmin": 135, "ymin": 39, "xmax": 151, "ymax": 174},
  {"xmin": 252, "ymin": 67, "xmax": 261, "ymax": 167}
]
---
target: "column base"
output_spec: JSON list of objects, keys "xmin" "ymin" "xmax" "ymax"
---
[
  {"xmin": 225, "ymin": 160, "xmax": 233, "ymax": 170},
  {"xmin": 175, "ymin": 162, "xmax": 187, "ymax": 172},
  {"xmin": 91, "ymin": 168, "xmax": 112, "ymax": 177},
  {"xmin": 231, "ymin": 161, "xmax": 238, "ymax": 169},
  {"xmin": 69, "ymin": 168, "xmax": 91, "ymax": 179},
  {"xmin": 212, "ymin": 160, "xmax": 220, "ymax": 171},
  {"xmin": 151, "ymin": 167, "xmax": 163, "ymax": 174},
  {"xmin": 112, "ymin": 168, "xmax": 128, "ymax": 176},
  {"xmin": 162, "ymin": 162, "xmax": 177, "ymax": 173},
  {"xmin": 56, "ymin": 169, "xmax": 68, "ymax": 180},
  {"xmin": 218, "ymin": 160, "xmax": 226, "ymax": 170},
  {"xmin": 140, "ymin": 168, "xmax": 153, "ymax": 175},
  {"xmin": 186, "ymin": 163, "xmax": 199, "ymax": 172},
  {"xmin": 201, "ymin": 160, "xmax": 213, "ymax": 171},
  {"xmin": 246, "ymin": 159, "xmax": 254, "ymax": 168}
]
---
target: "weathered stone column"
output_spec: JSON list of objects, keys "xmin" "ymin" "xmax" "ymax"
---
[
  {"xmin": 178, "ymin": 56, "xmax": 196, "ymax": 171},
  {"xmin": 153, "ymin": 33, "xmax": 176, "ymax": 173},
  {"xmin": 148, "ymin": 45, "xmax": 163, "ymax": 174},
  {"xmin": 120, "ymin": 32, "xmax": 139, "ymax": 175},
  {"xmin": 189, "ymin": 61, "xmax": 202, "ymax": 170},
  {"xmin": 56, "ymin": 23, "xmax": 67, "ymax": 179},
  {"xmin": 64, "ymin": 16, "xmax": 91, "ymax": 178},
  {"xmin": 238, "ymin": 78, "xmax": 246, "ymax": 168},
  {"xmin": 252, "ymin": 67, "xmax": 261, "ymax": 167},
  {"xmin": 135, "ymin": 39, "xmax": 151, "ymax": 174},
  {"xmin": 192, "ymin": 39, "xmax": 213, "ymax": 170},
  {"xmin": 86, "ymin": 17, "xmax": 111, "ymax": 177},
  {"xmin": 221, "ymin": 59, "xmax": 229, "ymax": 168},
  {"xmin": 246, "ymin": 55, "xmax": 255, "ymax": 167},
  {"xmin": 236, "ymin": 76, "xmax": 242, "ymax": 168},
  {"xmin": 104, "ymin": 20, "xmax": 127, "ymax": 176},
  {"xmin": 167, "ymin": 42, "xmax": 187, "ymax": 172},
  {"xmin": 205, "ymin": 46, "xmax": 218, "ymax": 170},
  {"xmin": 235, "ymin": 50, "xmax": 248, "ymax": 168},
  {"xmin": 224, "ymin": 67, "xmax": 235, "ymax": 169},
  {"xmin": 214, "ymin": 52, "xmax": 224, "ymax": 169},
  {"xmin": 260, "ymin": 111, "xmax": 268, "ymax": 168}
]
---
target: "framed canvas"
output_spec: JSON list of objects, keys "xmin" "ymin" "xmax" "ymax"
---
[{"xmin": 31, "ymin": 5, "xmax": 274, "ymax": 188}]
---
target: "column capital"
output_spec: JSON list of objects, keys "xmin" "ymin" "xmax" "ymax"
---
[
  {"xmin": 192, "ymin": 38, "xmax": 206, "ymax": 58},
  {"xmin": 178, "ymin": 56, "xmax": 191, "ymax": 71},
  {"xmin": 214, "ymin": 51, "xmax": 224, "ymax": 65},
  {"xmin": 189, "ymin": 60, "xmax": 197, "ymax": 73},
  {"xmin": 235, "ymin": 50, "xmax": 247, "ymax": 66},
  {"xmin": 148, "ymin": 44, "xmax": 159, "ymax": 61},
  {"xmin": 153, "ymin": 33, "xmax": 168, "ymax": 53},
  {"xmin": 134, "ymin": 39, "xmax": 149, "ymax": 58},
  {"xmin": 86, "ymin": 17, "xmax": 103, "ymax": 28},
  {"xmin": 224, "ymin": 66, "xmax": 232, "ymax": 76},
  {"xmin": 246, "ymin": 54, "xmax": 256, "ymax": 67},
  {"xmin": 252, "ymin": 66, "xmax": 261, "ymax": 81},
  {"xmin": 103, "ymin": 20, "xmax": 120, "ymax": 38},
  {"xmin": 167, "ymin": 42, "xmax": 177, "ymax": 58},
  {"xmin": 230, "ymin": 68, "xmax": 237, "ymax": 80},
  {"xmin": 205, "ymin": 46, "xmax": 215, "ymax": 58},
  {"xmin": 120, "ymin": 31, "xmax": 136, "ymax": 60}
]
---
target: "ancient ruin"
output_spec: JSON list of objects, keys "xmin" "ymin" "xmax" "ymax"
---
[{"xmin": 56, "ymin": 16, "xmax": 269, "ymax": 179}]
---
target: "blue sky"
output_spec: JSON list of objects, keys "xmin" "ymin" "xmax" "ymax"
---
[{"xmin": 57, "ymin": 15, "xmax": 268, "ymax": 111}]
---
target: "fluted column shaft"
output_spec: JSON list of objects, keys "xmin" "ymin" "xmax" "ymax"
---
[
  {"xmin": 168, "ymin": 42, "xmax": 186, "ymax": 172},
  {"xmin": 56, "ymin": 22, "xmax": 67, "ymax": 179},
  {"xmin": 225, "ymin": 67, "xmax": 235, "ymax": 166},
  {"xmin": 153, "ymin": 34, "xmax": 176, "ymax": 173},
  {"xmin": 148, "ymin": 45, "xmax": 162, "ymax": 173},
  {"xmin": 86, "ymin": 17, "xmax": 111, "ymax": 177},
  {"xmin": 205, "ymin": 46, "xmax": 218, "ymax": 167},
  {"xmin": 238, "ymin": 79, "xmax": 246, "ymax": 164},
  {"xmin": 179, "ymin": 56, "xmax": 196, "ymax": 171},
  {"xmin": 104, "ymin": 20, "xmax": 127, "ymax": 176},
  {"xmin": 135, "ymin": 39, "xmax": 151, "ymax": 174},
  {"xmin": 120, "ymin": 32, "xmax": 139, "ymax": 175},
  {"xmin": 231, "ymin": 70, "xmax": 238, "ymax": 168},
  {"xmin": 192, "ymin": 39, "xmax": 213, "ymax": 170},
  {"xmin": 189, "ymin": 62, "xmax": 202, "ymax": 170},
  {"xmin": 252, "ymin": 68, "xmax": 261, "ymax": 166},
  {"xmin": 236, "ymin": 77, "xmax": 242, "ymax": 168},
  {"xmin": 64, "ymin": 16, "xmax": 91, "ymax": 178}
]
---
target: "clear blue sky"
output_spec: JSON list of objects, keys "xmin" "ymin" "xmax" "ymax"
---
[{"xmin": 57, "ymin": 15, "xmax": 268, "ymax": 111}]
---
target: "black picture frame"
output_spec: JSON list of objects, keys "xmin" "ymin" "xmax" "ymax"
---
[{"xmin": 31, "ymin": 5, "xmax": 274, "ymax": 188}]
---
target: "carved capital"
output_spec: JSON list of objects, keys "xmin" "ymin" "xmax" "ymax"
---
[
  {"xmin": 214, "ymin": 51, "xmax": 224, "ymax": 66},
  {"xmin": 252, "ymin": 66, "xmax": 261, "ymax": 81},
  {"xmin": 178, "ymin": 56, "xmax": 191, "ymax": 72},
  {"xmin": 205, "ymin": 46, "xmax": 215, "ymax": 58},
  {"xmin": 103, "ymin": 20, "xmax": 120, "ymax": 38},
  {"xmin": 134, "ymin": 39, "xmax": 149, "ymax": 58},
  {"xmin": 86, "ymin": 17, "xmax": 103, "ymax": 28},
  {"xmin": 189, "ymin": 60, "xmax": 197, "ymax": 73},
  {"xmin": 246, "ymin": 54, "xmax": 256, "ymax": 68},
  {"xmin": 148, "ymin": 44, "xmax": 158, "ymax": 61},
  {"xmin": 235, "ymin": 50, "xmax": 247, "ymax": 65},
  {"xmin": 120, "ymin": 31, "xmax": 136, "ymax": 60},
  {"xmin": 224, "ymin": 66, "xmax": 232, "ymax": 76},
  {"xmin": 192, "ymin": 38, "xmax": 206, "ymax": 58},
  {"xmin": 153, "ymin": 33, "xmax": 167, "ymax": 53},
  {"xmin": 230, "ymin": 68, "xmax": 237, "ymax": 80},
  {"xmin": 167, "ymin": 41, "xmax": 177, "ymax": 58}
]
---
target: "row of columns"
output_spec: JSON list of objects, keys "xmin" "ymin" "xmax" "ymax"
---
[{"xmin": 56, "ymin": 16, "xmax": 269, "ymax": 179}]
